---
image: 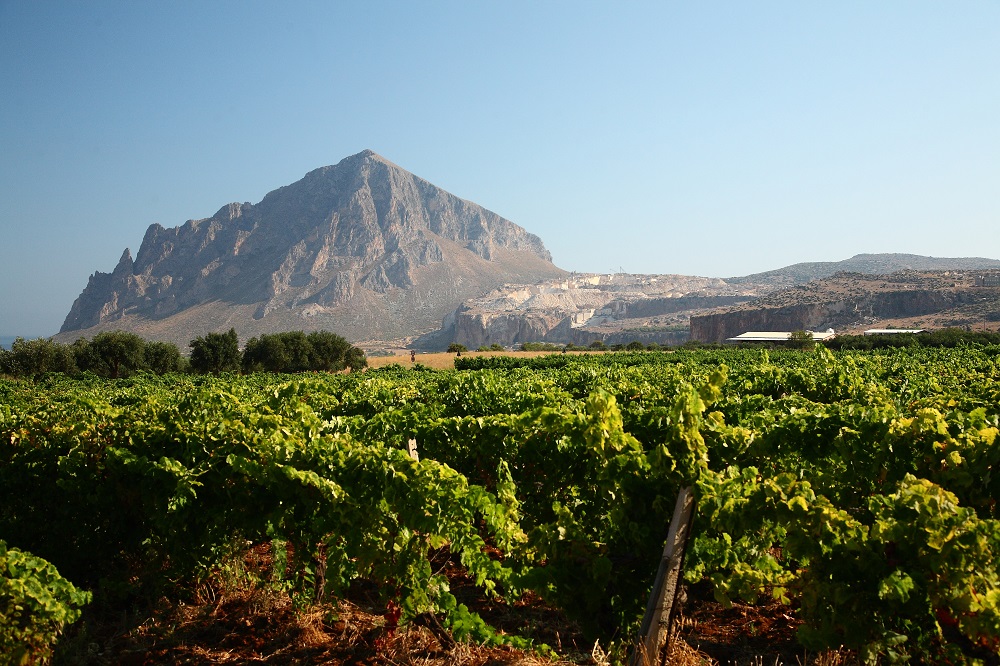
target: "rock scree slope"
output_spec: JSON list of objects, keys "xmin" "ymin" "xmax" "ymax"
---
[{"xmin": 58, "ymin": 150, "xmax": 566, "ymax": 347}]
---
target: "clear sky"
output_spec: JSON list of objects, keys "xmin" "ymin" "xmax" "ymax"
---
[{"xmin": 2, "ymin": 2, "xmax": 999, "ymax": 336}]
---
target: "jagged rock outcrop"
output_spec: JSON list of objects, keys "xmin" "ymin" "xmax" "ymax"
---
[
  {"xmin": 59, "ymin": 150, "xmax": 565, "ymax": 346},
  {"xmin": 443, "ymin": 274, "xmax": 760, "ymax": 348}
]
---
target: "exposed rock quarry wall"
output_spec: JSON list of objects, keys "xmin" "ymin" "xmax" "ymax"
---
[
  {"xmin": 448, "ymin": 293, "xmax": 756, "ymax": 348},
  {"xmin": 451, "ymin": 309, "xmax": 567, "ymax": 348},
  {"xmin": 623, "ymin": 295, "xmax": 752, "ymax": 318},
  {"xmin": 452, "ymin": 306, "xmax": 694, "ymax": 348},
  {"xmin": 689, "ymin": 290, "xmax": 981, "ymax": 343}
]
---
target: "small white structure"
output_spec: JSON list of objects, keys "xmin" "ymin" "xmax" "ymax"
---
[
  {"xmin": 727, "ymin": 329, "xmax": 836, "ymax": 344},
  {"xmin": 864, "ymin": 329, "xmax": 924, "ymax": 335}
]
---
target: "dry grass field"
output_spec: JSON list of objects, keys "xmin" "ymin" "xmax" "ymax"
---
[{"xmin": 366, "ymin": 350, "xmax": 595, "ymax": 370}]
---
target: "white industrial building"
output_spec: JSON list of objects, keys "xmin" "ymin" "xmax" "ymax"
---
[
  {"xmin": 864, "ymin": 329, "xmax": 924, "ymax": 335},
  {"xmin": 726, "ymin": 329, "xmax": 836, "ymax": 344}
]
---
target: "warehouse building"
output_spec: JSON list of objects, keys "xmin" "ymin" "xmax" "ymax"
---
[
  {"xmin": 726, "ymin": 329, "xmax": 836, "ymax": 344},
  {"xmin": 864, "ymin": 329, "xmax": 925, "ymax": 335}
]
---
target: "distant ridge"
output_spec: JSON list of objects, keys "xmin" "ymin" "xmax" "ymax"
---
[
  {"xmin": 728, "ymin": 253, "xmax": 1000, "ymax": 286},
  {"xmin": 436, "ymin": 254, "xmax": 1000, "ymax": 349},
  {"xmin": 692, "ymin": 265, "xmax": 1000, "ymax": 343},
  {"xmin": 58, "ymin": 150, "xmax": 566, "ymax": 347}
]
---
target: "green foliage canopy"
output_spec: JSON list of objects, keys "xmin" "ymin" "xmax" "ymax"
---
[
  {"xmin": 0, "ymin": 540, "xmax": 91, "ymax": 665},
  {"xmin": 76, "ymin": 331, "xmax": 147, "ymax": 378},
  {"xmin": 189, "ymin": 328, "xmax": 241, "ymax": 374},
  {"xmin": 3, "ymin": 337, "xmax": 76, "ymax": 376},
  {"xmin": 242, "ymin": 330, "xmax": 365, "ymax": 373}
]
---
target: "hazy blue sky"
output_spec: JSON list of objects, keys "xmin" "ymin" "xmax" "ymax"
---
[{"xmin": 2, "ymin": 2, "xmax": 999, "ymax": 336}]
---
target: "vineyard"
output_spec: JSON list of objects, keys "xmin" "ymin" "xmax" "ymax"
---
[{"xmin": 2, "ymin": 346, "xmax": 1000, "ymax": 664}]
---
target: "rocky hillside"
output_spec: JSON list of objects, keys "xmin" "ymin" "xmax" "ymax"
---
[
  {"xmin": 58, "ymin": 150, "xmax": 565, "ymax": 347},
  {"xmin": 727, "ymin": 253, "xmax": 1000, "ymax": 287},
  {"xmin": 436, "ymin": 258, "xmax": 1000, "ymax": 350},
  {"xmin": 437, "ymin": 273, "xmax": 759, "ymax": 349},
  {"xmin": 691, "ymin": 269, "xmax": 1000, "ymax": 343}
]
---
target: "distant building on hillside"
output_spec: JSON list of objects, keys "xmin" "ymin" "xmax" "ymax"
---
[
  {"xmin": 726, "ymin": 329, "xmax": 836, "ymax": 344},
  {"xmin": 975, "ymin": 274, "xmax": 1000, "ymax": 287},
  {"xmin": 864, "ymin": 329, "xmax": 925, "ymax": 335}
]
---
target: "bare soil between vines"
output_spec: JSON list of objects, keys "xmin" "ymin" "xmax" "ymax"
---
[{"xmin": 57, "ymin": 546, "xmax": 855, "ymax": 666}]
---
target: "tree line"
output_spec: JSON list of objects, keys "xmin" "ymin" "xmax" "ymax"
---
[
  {"xmin": 824, "ymin": 327, "xmax": 1000, "ymax": 350},
  {"xmin": 466, "ymin": 328, "xmax": 1000, "ymax": 354},
  {"xmin": 0, "ymin": 329, "xmax": 366, "ymax": 378},
  {"xmin": 517, "ymin": 340, "xmax": 669, "ymax": 352}
]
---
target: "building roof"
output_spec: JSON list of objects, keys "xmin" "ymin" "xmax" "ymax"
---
[
  {"xmin": 864, "ymin": 329, "xmax": 925, "ymax": 335},
  {"xmin": 727, "ymin": 329, "xmax": 836, "ymax": 343}
]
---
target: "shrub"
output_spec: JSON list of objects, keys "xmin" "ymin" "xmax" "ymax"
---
[
  {"xmin": 519, "ymin": 342, "xmax": 562, "ymax": 352},
  {"xmin": 789, "ymin": 330, "xmax": 815, "ymax": 350},
  {"xmin": 344, "ymin": 346, "xmax": 367, "ymax": 371}
]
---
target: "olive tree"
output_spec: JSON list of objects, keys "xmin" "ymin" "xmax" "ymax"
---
[
  {"xmin": 7, "ymin": 338, "xmax": 76, "ymax": 376},
  {"xmin": 144, "ymin": 341, "xmax": 183, "ymax": 374},
  {"xmin": 189, "ymin": 329, "xmax": 241, "ymax": 374},
  {"xmin": 243, "ymin": 330, "xmax": 365, "ymax": 372},
  {"xmin": 78, "ymin": 331, "xmax": 146, "ymax": 378}
]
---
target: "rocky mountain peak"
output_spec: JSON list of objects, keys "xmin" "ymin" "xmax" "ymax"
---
[
  {"xmin": 112, "ymin": 248, "xmax": 133, "ymax": 276},
  {"xmin": 59, "ymin": 151, "xmax": 565, "ymax": 346}
]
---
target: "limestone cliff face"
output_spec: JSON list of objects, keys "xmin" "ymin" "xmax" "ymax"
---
[
  {"xmin": 690, "ymin": 303, "xmax": 851, "ymax": 343},
  {"xmin": 452, "ymin": 307, "xmax": 572, "ymax": 349},
  {"xmin": 441, "ymin": 274, "xmax": 760, "ymax": 348},
  {"xmin": 60, "ymin": 150, "xmax": 564, "ymax": 345},
  {"xmin": 690, "ymin": 276, "xmax": 992, "ymax": 343},
  {"xmin": 450, "ymin": 294, "xmax": 756, "ymax": 347}
]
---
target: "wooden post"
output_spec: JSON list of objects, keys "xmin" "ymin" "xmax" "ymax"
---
[
  {"xmin": 631, "ymin": 486, "xmax": 696, "ymax": 666},
  {"xmin": 406, "ymin": 438, "xmax": 419, "ymax": 461}
]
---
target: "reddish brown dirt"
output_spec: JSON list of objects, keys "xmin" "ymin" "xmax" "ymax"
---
[
  {"xmin": 676, "ymin": 595, "xmax": 805, "ymax": 664},
  {"xmin": 55, "ymin": 545, "xmax": 855, "ymax": 665}
]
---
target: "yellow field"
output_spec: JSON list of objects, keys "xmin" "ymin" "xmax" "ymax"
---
[{"xmin": 365, "ymin": 350, "xmax": 592, "ymax": 370}]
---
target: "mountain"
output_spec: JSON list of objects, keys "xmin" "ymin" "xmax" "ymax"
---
[
  {"xmin": 58, "ymin": 150, "xmax": 565, "ymax": 347},
  {"xmin": 59, "ymin": 167, "xmax": 1000, "ymax": 351},
  {"xmin": 727, "ymin": 253, "xmax": 1000, "ymax": 287}
]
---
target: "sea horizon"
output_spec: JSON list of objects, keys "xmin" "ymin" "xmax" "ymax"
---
[{"xmin": 0, "ymin": 334, "xmax": 53, "ymax": 350}]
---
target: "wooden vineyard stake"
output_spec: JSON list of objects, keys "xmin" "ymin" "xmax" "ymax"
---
[
  {"xmin": 631, "ymin": 486, "xmax": 696, "ymax": 666},
  {"xmin": 406, "ymin": 438, "xmax": 419, "ymax": 461}
]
